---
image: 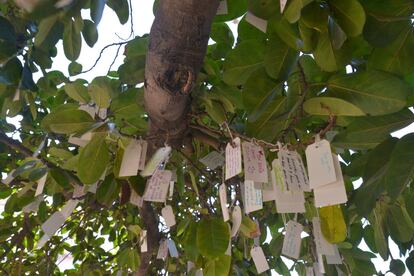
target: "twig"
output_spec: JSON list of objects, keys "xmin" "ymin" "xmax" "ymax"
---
[{"xmin": 107, "ymin": 43, "xmax": 123, "ymax": 74}]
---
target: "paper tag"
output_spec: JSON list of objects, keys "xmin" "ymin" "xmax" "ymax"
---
[
  {"xmin": 317, "ymin": 254, "xmax": 325, "ymax": 274},
  {"xmin": 143, "ymin": 170, "xmax": 172, "ymax": 202},
  {"xmin": 141, "ymin": 146, "xmax": 171, "ymax": 177},
  {"xmin": 167, "ymin": 239, "xmax": 179, "ymax": 257},
  {"xmin": 119, "ymin": 140, "xmax": 142, "ymax": 177},
  {"xmin": 35, "ymin": 173, "xmax": 48, "ymax": 196},
  {"xmin": 2, "ymin": 169, "xmax": 15, "ymax": 185},
  {"xmin": 272, "ymin": 160, "xmax": 305, "ymax": 213},
  {"xmin": 279, "ymin": 149, "xmax": 310, "ymax": 191},
  {"xmin": 138, "ymin": 140, "xmax": 148, "ymax": 171},
  {"xmin": 242, "ymin": 142, "xmax": 268, "ymax": 183},
  {"xmin": 37, "ymin": 234, "xmax": 51, "ymax": 249},
  {"xmin": 305, "ymin": 139, "xmax": 336, "ymax": 189},
  {"xmin": 161, "ymin": 205, "xmax": 176, "ymax": 228},
  {"xmin": 72, "ymin": 184, "xmax": 85, "ymax": 198},
  {"xmin": 250, "ymin": 246, "xmax": 270, "ymax": 274},
  {"xmin": 263, "ymin": 168, "xmax": 277, "ymax": 202},
  {"xmin": 200, "ymin": 151, "xmax": 225, "ymax": 170},
  {"xmin": 157, "ymin": 240, "xmax": 169, "ymax": 259},
  {"xmin": 280, "ymin": 0, "xmax": 288, "ymax": 13},
  {"xmin": 231, "ymin": 206, "xmax": 242, "ymax": 237},
  {"xmin": 216, "ymin": 0, "xmax": 228, "ymax": 15},
  {"xmin": 68, "ymin": 132, "xmax": 92, "ymax": 147},
  {"xmin": 130, "ymin": 190, "xmax": 143, "ymax": 207},
  {"xmin": 41, "ymin": 200, "xmax": 78, "ymax": 237},
  {"xmin": 282, "ymin": 220, "xmax": 303, "ymax": 259},
  {"xmin": 306, "ymin": 266, "xmax": 315, "ymax": 276},
  {"xmin": 13, "ymin": 89, "xmax": 20, "ymax": 101},
  {"xmin": 245, "ymin": 12, "xmax": 267, "ymax": 33},
  {"xmin": 219, "ymin": 184, "xmax": 230, "ymax": 221},
  {"xmin": 140, "ymin": 230, "xmax": 148, "ymax": 252},
  {"xmin": 96, "ymin": 107, "xmax": 107, "ymax": 119},
  {"xmin": 225, "ymin": 138, "xmax": 242, "ymax": 180},
  {"xmin": 225, "ymin": 224, "xmax": 232, "ymax": 256},
  {"xmin": 326, "ymin": 244, "xmax": 342, "ymax": 265},
  {"xmin": 312, "ymin": 217, "xmax": 335, "ymax": 256},
  {"xmin": 60, "ymin": 199, "xmax": 79, "ymax": 218},
  {"xmin": 243, "ymin": 180, "xmax": 263, "ymax": 214},
  {"xmin": 87, "ymin": 182, "xmax": 98, "ymax": 194},
  {"xmin": 314, "ymin": 154, "xmax": 347, "ymax": 207},
  {"xmin": 79, "ymin": 104, "xmax": 96, "ymax": 118},
  {"xmin": 23, "ymin": 196, "xmax": 42, "ymax": 213}
]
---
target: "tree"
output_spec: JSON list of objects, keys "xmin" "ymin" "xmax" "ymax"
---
[{"xmin": 0, "ymin": 0, "xmax": 414, "ymax": 275}]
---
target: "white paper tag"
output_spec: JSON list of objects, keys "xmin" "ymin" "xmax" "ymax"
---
[
  {"xmin": 305, "ymin": 139, "xmax": 336, "ymax": 189},
  {"xmin": 23, "ymin": 196, "xmax": 43, "ymax": 213},
  {"xmin": 161, "ymin": 205, "xmax": 176, "ymax": 228},
  {"xmin": 245, "ymin": 12, "xmax": 267, "ymax": 33},
  {"xmin": 68, "ymin": 132, "xmax": 92, "ymax": 147},
  {"xmin": 326, "ymin": 244, "xmax": 342, "ymax": 265},
  {"xmin": 2, "ymin": 169, "xmax": 15, "ymax": 185},
  {"xmin": 280, "ymin": 0, "xmax": 288, "ymax": 13},
  {"xmin": 79, "ymin": 104, "xmax": 95, "ymax": 118},
  {"xmin": 306, "ymin": 266, "xmax": 315, "ymax": 276},
  {"xmin": 219, "ymin": 184, "xmax": 230, "ymax": 221},
  {"xmin": 167, "ymin": 239, "xmax": 179, "ymax": 257},
  {"xmin": 35, "ymin": 173, "xmax": 48, "ymax": 196},
  {"xmin": 216, "ymin": 0, "xmax": 228, "ymax": 15},
  {"xmin": 13, "ymin": 89, "xmax": 20, "ymax": 102},
  {"xmin": 60, "ymin": 199, "xmax": 79, "ymax": 218},
  {"xmin": 157, "ymin": 240, "xmax": 169, "ymax": 259},
  {"xmin": 282, "ymin": 220, "xmax": 303, "ymax": 259},
  {"xmin": 143, "ymin": 170, "xmax": 172, "ymax": 202},
  {"xmin": 272, "ymin": 160, "xmax": 305, "ymax": 213},
  {"xmin": 250, "ymin": 246, "xmax": 270, "ymax": 274},
  {"xmin": 141, "ymin": 146, "xmax": 171, "ymax": 177},
  {"xmin": 140, "ymin": 230, "xmax": 148, "ymax": 252},
  {"xmin": 243, "ymin": 180, "xmax": 263, "ymax": 214},
  {"xmin": 130, "ymin": 189, "xmax": 143, "ymax": 208},
  {"xmin": 225, "ymin": 223, "xmax": 232, "ymax": 256},
  {"xmin": 119, "ymin": 139, "xmax": 142, "ymax": 177},
  {"xmin": 279, "ymin": 149, "xmax": 310, "ymax": 191},
  {"xmin": 42, "ymin": 212, "xmax": 66, "ymax": 237},
  {"xmin": 263, "ymin": 168, "xmax": 277, "ymax": 202},
  {"xmin": 231, "ymin": 206, "xmax": 242, "ymax": 237},
  {"xmin": 225, "ymin": 138, "xmax": 242, "ymax": 180},
  {"xmin": 200, "ymin": 151, "xmax": 225, "ymax": 170},
  {"xmin": 138, "ymin": 140, "xmax": 148, "ymax": 171},
  {"xmin": 87, "ymin": 182, "xmax": 98, "ymax": 194},
  {"xmin": 314, "ymin": 154, "xmax": 347, "ymax": 207},
  {"xmin": 242, "ymin": 142, "xmax": 268, "ymax": 183},
  {"xmin": 312, "ymin": 217, "xmax": 335, "ymax": 256},
  {"xmin": 316, "ymin": 254, "xmax": 325, "ymax": 274}
]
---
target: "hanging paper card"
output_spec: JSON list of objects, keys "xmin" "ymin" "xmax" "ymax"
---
[
  {"xmin": 326, "ymin": 244, "xmax": 342, "ymax": 265},
  {"xmin": 216, "ymin": 0, "xmax": 228, "ymax": 15},
  {"xmin": 161, "ymin": 205, "xmax": 176, "ymax": 228},
  {"xmin": 279, "ymin": 149, "xmax": 310, "ymax": 191},
  {"xmin": 2, "ymin": 169, "xmax": 15, "ymax": 185},
  {"xmin": 23, "ymin": 196, "xmax": 42, "ymax": 213},
  {"xmin": 282, "ymin": 220, "xmax": 303, "ymax": 259},
  {"xmin": 245, "ymin": 12, "xmax": 267, "ymax": 33},
  {"xmin": 60, "ymin": 199, "xmax": 79, "ymax": 218},
  {"xmin": 225, "ymin": 138, "xmax": 242, "ymax": 180},
  {"xmin": 157, "ymin": 240, "xmax": 169, "ymax": 259},
  {"xmin": 140, "ymin": 230, "xmax": 147, "ymax": 252},
  {"xmin": 119, "ymin": 140, "xmax": 142, "ymax": 177},
  {"xmin": 36, "ymin": 234, "xmax": 50, "ymax": 249},
  {"xmin": 231, "ymin": 206, "xmax": 242, "ymax": 237},
  {"xmin": 79, "ymin": 104, "xmax": 95, "ymax": 117},
  {"xmin": 68, "ymin": 132, "xmax": 93, "ymax": 147},
  {"xmin": 200, "ymin": 151, "xmax": 225, "ymax": 170},
  {"xmin": 219, "ymin": 184, "xmax": 230, "ymax": 221},
  {"xmin": 130, "ymin": 189, "xmax": 143, "ymax": 207},
  {"xmin": 35, "ymin": 172, "xmax": 48, "ymax": 196},
  {"xmin": 42, "ymin": 200, "xmax": 78, "ymax": 237},
  {"xmin": 143, "ymin": 170, "xmax": 172, "ymax": 202},
  {"xmin": 306, "ymin": 266, "xmax": 314, "ymax": 276},
  {"xmin": 243, "ymin": 180, "xmax": 263, "ymax": 214},
  {"xmin": 280, "ymin": 0, "xmax": 288, "ymax": 13},
  {"xmin": 250, "ymin": 246, "xmax": 270, "ymax": 274},
  {"xmin": 138, "ymin": 140, "xmax": 148, "ymax": 171},
  {"xmin": 312, "ymin": 217, "xmax": 336, "ymax": 256},
  {"xmin": 305, "ymin": 139, "xmax": 336, "ymax": 189},
  {"xmin": 242, "ymin": 142, "xmax": 268, "ymax": 183},
  {"xmin": 167, "ymin": 239, "xmax": 179, "ymax": 257},
  {"xmin": 73, "ymin": 184, "xmax": 86, "ymax": 198},
  {"xmin": 313, "ymin": 155, "xmax": 347, "ymax": 208},
  {"xmin": 141, "ymin": 146, "xmax": 171, "ymax": 177}
]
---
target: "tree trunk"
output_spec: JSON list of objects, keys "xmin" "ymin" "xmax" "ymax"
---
[{"xmin": 137, "ymin": 1, "xmax": 220, "ymax": 274}]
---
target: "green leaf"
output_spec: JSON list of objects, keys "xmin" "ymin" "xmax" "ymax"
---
[
  {"xmin": 385, "ymin": 202, "xmax": 414, "ymax": 242},
  {"xmin": 107, "ymin": 0, "xmax": 129, "ymax": 24},
  {"xmin": 371, "ymin": 208, "xmax": 388, "ymax": 260},
  {"xmin": 82, "ymin": 20, "xmax": 98, "ymax": 48},
  {"xmin": 304, "ymin": 97, "xmax": 365, "ymax": 116},
  {"xmin": 222, "ymin": 39, "xmax": 265, "ymax": 85},
  {"xmin": 64, "ymin": 81, "xmax": 90, "ymax": 104},
  {"xmin": 314, "ymin": 32, "xmax": 338, "ymax": 72},
  {"xmin": 329, "ymin": 0, "xmax": 365, "ymax": 37},
  {"xmin": 204, "ymin": 255, "xmax": 231, "ymax": 276},
  {"xmin": 332, "ymin": 109, "xmax": 414, "ymax": 149},
  {"xmin": 248, "ymin": 0, "xmax": 279, "ymax": 19},
  {"xmin": 96, "ymin": 175, "xmax": 120, "ymax": 206},
  {"xmin": 78, "ymin": 134, "xmax": 110, "ymax": 185},
  {"xmin": 118, "ymin": 248, "xmax": 140, "ymax": 271},
  {"xmin": 407, "ymin": 251, "xmax": 414, "ymax": 275},
  {"xmin": 182, "ymin": 221, "xmax": 200, "ymax": 261},
  {"xmin": 91, "ymin": 0, "xmax": 106, "ymax": 25},
  {"xmin": 211, "ymin": 23, "xmax": 234, "ymax": 46},
  {"xmin": 63, "ymin": 19, "xmax": 82, "ymax": 61},
  {"xmin": 34, "ymin": 14, "xmax": 59, "ymax": 47},
  {"xmin": 197, "ymin": 218, "xmax": 230, "ymax": 259},
  {"xmin": 390, "ymin": 259, "xmax": 406, "ymax": 276},
  {"xmin": 284, "ymin": 0, "xmax": 311, "ymax": 23},
  {"xmin": 41, "ymin": 108, "xmax": 95, "ymax": 134},
  {"xmin": 89, "ymin": 83, "xmax": 111, "ymax": 109},
  {"xmin": 327, "ymin": 70, "xmax": 409, "ymax": 115},
  {"xmin": 264, "ymin": 35, "xmax": 299, "ymax": 81},
  {"xmin": 118, "ymin": 56, "xmax": 146, "ymax": 85},
  {"xmin": 319, "ymin": 205, "xmax": 347, "ymax": 243},
  {"xmin": 215, "ymin": 0, "xmax": 248, "ymax": 23},
  {"xmin": 270, "ymin": 17, "xmax": 304, "ymax": 50},
  {"xmin": 68, "ymin": 61, "xmax": 82, "ymax": 76},
  {"xmin": 328, "ymin": 16, "xmax": 347, "ymax": 50}
]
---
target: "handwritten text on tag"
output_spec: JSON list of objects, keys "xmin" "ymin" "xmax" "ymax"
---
[
  {"xmin": 225, "ymin": 138, "xmax": 242, "ymax": 180},
  {"xmin": 282, "ymin": 220, "xmax": 303, "ymax": 259},
  {"xmin": 242, "ymin": 142, "xmax": 268, "ymax": 183},
  {"xmin": 219, "ymin": 184, "xmax": 230, "ymax": 221},
  {"xmin": 243, "ymin": 180, "xmax": 263, "ymax": 214},
  {"xmin": 250, "ymin": 246, "xmax": 270, "ymax": 274},
  {"xmin": 305, "ymin": 139, "xmax": 336, "ymax": 188},
  {"xmin": 143, "ymin": 170, "xmax": 172, "ymax": 202}
]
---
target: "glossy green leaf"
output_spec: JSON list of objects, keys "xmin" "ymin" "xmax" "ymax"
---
[
  {"xmin": 96, "ymin": 175, "xmax": 120, "ymax": 206},
  {"xmin": 196, "ymin": 218, "xmax": 230, "ymax": 259},
  {"xmin": 63, "ymin": 19, "xmax": 82, "ymax": 61},
  {"xmin": 64, "ymin": 81, "xmax": 90, "ymax": 104},
  {"xmin": 304, "ymin": 96, "xmax": 365, "ymax": 116},
  {"xmin": 107, "ymin": 0, "xmax": 129, "ymax": 24},
  {"xmin": 329, "ymin": 0, "xmax": 365, "ymax": 37},
  {"xmin": 248, "ymin": 0, "xmax": 279, "ymax": 19},
  {"xmin": 215, "ymin": 0, "xmax": 248, "ymax": 22},
  {"xmin": 82, "ymin": 20, "xmax": 98, "ymax": 48},
  {"xmin": 34, "ymin": 14, "xmax": 59, "ymax": 47},
  {"xmin": 118, "ymin": 248, "xmax": 140, "ymax": 271},
  {"xmin": 41, "ymin": 108, "xmax": 95, "ymax": 134}
]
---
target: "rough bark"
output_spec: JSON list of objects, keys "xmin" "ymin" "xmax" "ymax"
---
[{"xmin": 144, "ymin": 0, "xmax": 220, "ymax": 147}]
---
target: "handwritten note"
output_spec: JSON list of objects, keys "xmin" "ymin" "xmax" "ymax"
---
[
  {"xmin": 141, "ymin": 146, "xmax": 171, "ymax": 177},
  {"xmin": 313, "ymin": 154, "xmax": 347, "ymax": 207},
  {"xmin": 200, "ymin": 151, "xmax": 225, "ymax": 170},
  {"xmin": 245, "ymin": 12, "xmax": 267, "ymax": 33},
  {"xmin": 161, "ymin": 205, "xmax": 176, "ymax": 228},
  {"xmin": 119, "ymin": 139, "xmax": 142, "ymax": 177},
  {"xmin": 312, "ymin": 217, "xmax": 335, "ymax": 256},
  {"xmin": 250, "ymin": 246, "xmax": 270, "ymax": 274},
  {"xmin": 279, "ymin": 149, "xmax": 310, "ymax": 191},
  {"xmin": 242, "ymin": 142, "xmax": 268, "ymax": 183},
  {"xmin": 143, "ymin": 170, "xmax": 172, "ymax": 202},
  {"xmin": 326, "ymin": 244, "xmax": 342, "ymax": 265},
  {"xmin": 282, "ymin": 220, "xmax": 303, "ymax": 259},
  {"xmin": 219, "ymin": 184, "xmax": 230, "ymax": 222},
  {"xmin": 225, "ymin": 137, "xmax": 242, "ymax": 180},
  {"xmin": 305, "ymin": 139, "xmax": 336, "ymax": 189},
  {"xmin": 243, "ymin": 180, "xmax": 263, "ymax": 214},
  {"xmin": 167, "ymin": 239, "xmax": 179, "ymax": 258},
  {"xmin": 35, "ymin": 172, "xmax": 48, "ymax": 196}
]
